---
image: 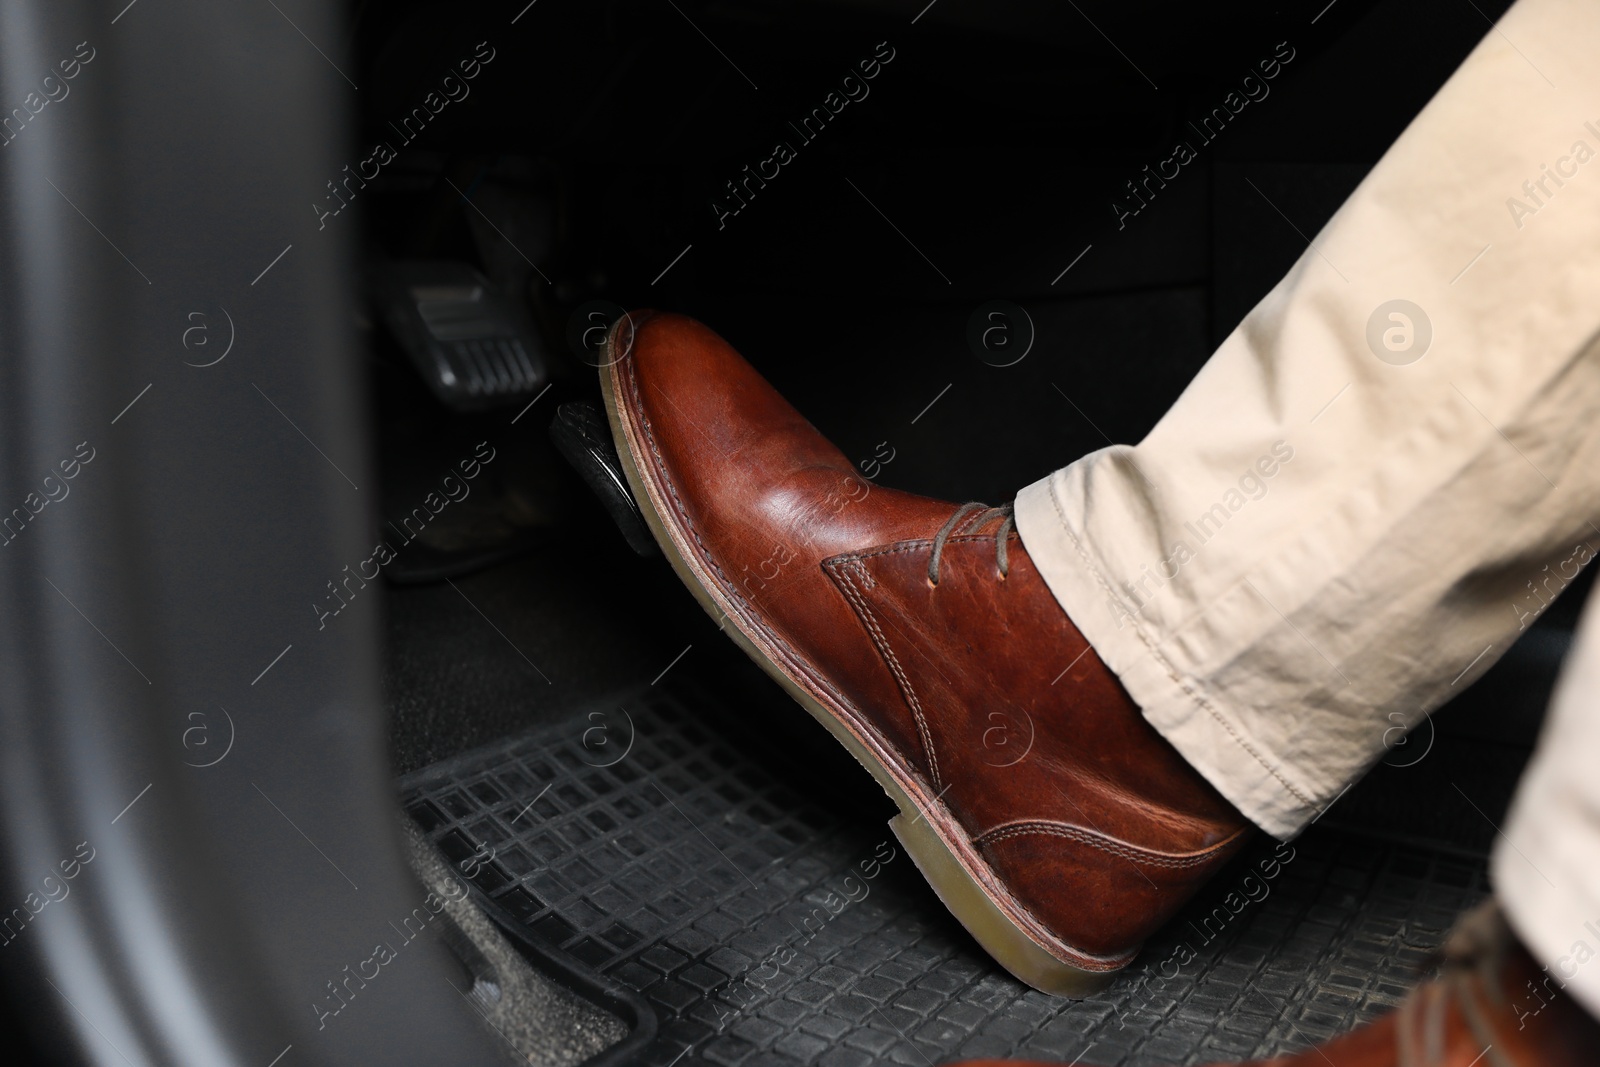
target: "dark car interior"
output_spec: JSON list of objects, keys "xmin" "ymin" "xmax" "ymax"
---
[{"xmin": 0, "ymin": 0, "xmax": 1566, "ymax": 1064}]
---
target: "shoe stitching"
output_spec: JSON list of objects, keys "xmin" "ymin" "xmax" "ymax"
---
[
  {"xmin": 846, "ymin": 532, "xmax": 1017, "ymax": 565},
  {"xmin": 1043, "ymin": 474, "xmax": 1319, "ymax": 813},
  {"xmin": 617, "ymin": 347, "xmax": 1151, "ymax": 972},
  {"xmin": 825, "ymin": 541, "xmax": 1026, "ymax": 724},
  {"xmin": 973, "ymin": 820, "xmax": 1249, "ymax": 871},
  {"xmin": 619, "ymin": 343, "xmax": 936, "ymax": 788},
  {"xmin": 929, "ymin": 502, "xmax": 1013, "ymax": 583},
  {"xmin": 827, "ymin": 557, "xmax": 943, "ymax": 790},
  {"xmin": 825, "ymin": 535, "xmax": 1244, "ymax": 875},
  {"xmin": 622, "ymin": 340, "xmax": 777, "ymax": 614}
]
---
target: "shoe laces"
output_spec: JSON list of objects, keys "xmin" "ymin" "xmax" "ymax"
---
[
  {"xmin": 1397, "ymin": 901, "xmax": 1524, "ymax": 1067},
  {"xmin": 928, "ymin": 502, "xmax": 1014, "ymax": 586}
]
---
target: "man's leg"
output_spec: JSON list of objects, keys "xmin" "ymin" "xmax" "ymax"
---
[
  {"xmin": 1497, "ymin": 586, "xmax": 1600, "ymax": 1017},
  {"xmin": 1016, "ymin": 0, "xmax": 1600, "ymax": 839},
  {"xmin": 599, "ymin": 0, "xmax": 1600, "ymax": 1002}
]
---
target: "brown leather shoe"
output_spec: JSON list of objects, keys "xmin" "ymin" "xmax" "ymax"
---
[
  {"xmin": 599, "ymin": 310, "xmax": 1252, "ymax": 995},
  {"xmin": 947, "ymin": 902, "xmax": 1600, "ymax": 1065}
]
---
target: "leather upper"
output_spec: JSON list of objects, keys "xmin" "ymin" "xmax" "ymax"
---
[{"xmin": 610, "ymin": 310, "xmax": 1251, "ymax": 966}]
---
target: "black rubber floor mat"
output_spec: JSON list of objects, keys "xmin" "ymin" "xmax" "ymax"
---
[{"xmin": 399, "ymin": 687, "xmax": 1488, "ymax": 1067}]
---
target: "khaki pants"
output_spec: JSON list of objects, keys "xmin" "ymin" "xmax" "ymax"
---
[{"xmin": 1014, "ymin": 0, "xmax": 1600, "ymax": 1017}]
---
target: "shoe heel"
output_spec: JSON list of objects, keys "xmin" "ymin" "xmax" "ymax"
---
[{"xmin": 888, "ymin": 809, "xmax": 1119, "ymax": 998}]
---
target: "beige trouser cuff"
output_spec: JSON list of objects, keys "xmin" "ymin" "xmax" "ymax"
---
[{"xmin": 1016, "ymin": 472, "xmax": 1332, "ymax": 839}]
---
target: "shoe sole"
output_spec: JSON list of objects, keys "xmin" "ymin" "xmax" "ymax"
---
[{"xmin": 599, "ymin": 338, "xmax": 1123, "ymax": 997}]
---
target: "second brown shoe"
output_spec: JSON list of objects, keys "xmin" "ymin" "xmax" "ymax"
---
[
  {"xmin": 946, "ymin": 902, "xmax": 1600, "ymax": 1065},
  {"xmin": 599, "ymin": 311, "xmax": 1252, "ymax": 995}
]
